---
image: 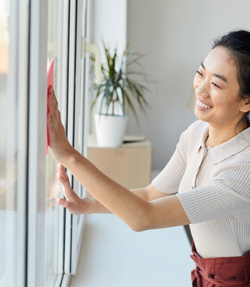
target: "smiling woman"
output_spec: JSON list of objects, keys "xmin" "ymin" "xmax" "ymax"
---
[
  {"xmin": 48, "ymin": 30, "xmax": 250, "ymax": 287},
  {"xmin": 194, "ymin": 38, "xmax": 250, "ymax": 145}
]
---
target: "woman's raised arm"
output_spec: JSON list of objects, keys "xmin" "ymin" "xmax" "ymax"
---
[
  {"xmin": 48, "ymin": 88, "xmax": 190, "ymax": 231},
  {"xmin": 57, "ymin": 164, "xmax": 172, "ymax": 215}
]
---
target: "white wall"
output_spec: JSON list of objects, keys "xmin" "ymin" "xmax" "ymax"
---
[
  {"xmin": 127, "ymin": 0, "xmax": 250, "ymax": 170},
  {"xmin": 90, "ymin": 0, "xmax": 127, "ymax": 132},
  {"xmin": 91, "ymin": 0, "xmax": 127, "ymax": 61}
]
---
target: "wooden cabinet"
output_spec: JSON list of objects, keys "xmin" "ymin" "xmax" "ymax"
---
[{"xmin": 87, "ymin": 135, "xmax": 152, "ymax": 189}]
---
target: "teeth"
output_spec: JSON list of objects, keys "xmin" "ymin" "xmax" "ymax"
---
[{"xmin": 197, "ymin": 100, "xmax": 212, "ymax": 109}]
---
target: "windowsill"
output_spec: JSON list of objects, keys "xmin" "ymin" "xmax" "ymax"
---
[{"xmin": 70, "ymin": 169, "xmax": 195, "ymax": 286}]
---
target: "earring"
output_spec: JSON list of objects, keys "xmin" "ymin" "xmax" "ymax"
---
[{"xmin": 247, "ymin": 111, "xmax": 250, "ymax": 126}]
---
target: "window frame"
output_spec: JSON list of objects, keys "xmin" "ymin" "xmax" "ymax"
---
[
  {"xmin": 64, "ymin": 0, "xmax": 76, "ymax": 275},
  {"xmin": 6, "ymin": 0, "xmax": 91, "ymax": 285},
  {"xmin": 27, "ymin": 1, "xmax": 48, "ymax": 286},
  {"xmin": 64, "ymin": 0, "xmax": 89, "ymax": 275},
  {"xmin": 50, "ymin": 0, "xmax": 70, "ymax": 280},
  {"xmin": 17, "ymin": 0, "xmax": 29, "ymax": 286}
]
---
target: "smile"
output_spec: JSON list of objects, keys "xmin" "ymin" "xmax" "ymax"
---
[{"xmin": 197, "ymin": 100, "xmax": 212, "ymax": 109}]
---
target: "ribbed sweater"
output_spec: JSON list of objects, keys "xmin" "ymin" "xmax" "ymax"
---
[{"xmin": 152, "ymin": 120, "xmax": 250, "ymax": 258}]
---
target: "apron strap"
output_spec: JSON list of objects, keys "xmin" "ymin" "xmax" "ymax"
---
[
  {"xmin": 192, "ymin": 266, "xmax": 250, "ymax": 286},
  {"xmin": 192, "ymin": 267, "xmax": 202, "ymax": 287}
]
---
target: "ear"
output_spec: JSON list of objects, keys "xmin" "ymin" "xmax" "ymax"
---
[{"xmin": 240, "ymin": 96, "xmax": 250, "ymax": 113}]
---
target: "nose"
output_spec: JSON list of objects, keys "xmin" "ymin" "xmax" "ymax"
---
[
  {"xmin": 194, "ymin": 77, "xmax": 210, "ymax": 99},
  {"xmin": 193, "ymin": 74, "xmax": 210, "ymax": 98}
]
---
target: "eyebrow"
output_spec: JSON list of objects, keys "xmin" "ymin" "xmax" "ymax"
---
[{"xmin": 200, "ymin": 61, "xmax": 228, "ymax": 83}]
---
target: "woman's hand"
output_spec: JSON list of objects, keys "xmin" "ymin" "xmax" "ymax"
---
[
  {"xmin": 47, "ymin": 87, "xmax": 75, "ymax": 165},
  {"xmin": 57, "ymin": 164, "xmax": 90, "ymax": 215}
]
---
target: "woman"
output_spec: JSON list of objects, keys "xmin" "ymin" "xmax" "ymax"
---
[{"xmin": 48, "ymin": 30, "xmax": 250, "ymax": 286}]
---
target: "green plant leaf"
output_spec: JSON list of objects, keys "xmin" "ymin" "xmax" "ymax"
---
[
  {"xmin": 89, "ymin": 41, "xmax": 154, "ymax": 123},
  {"xmin": 90, "ymin": 85, "xmax": 105, "ymax": 115},
  {"xmin": 117, "ymin": 85, "xmax": 126, "ymax": 115},
  {"xmin": 126, "ymin": 78, "xmax": 151, "ymax": 114},
  {"xmin": 99, "ymin": 78, "xmax": 112, "ymax": 115},
  {"xmin": 102, "ymin": 39, "xmax": 112, "ymax": 73},
  {"xmin": 89, "ymin": 84, "xmax": 105, "ymax": 102},
  {"xmin": 124, "ymin": 90, "xmax": 139, "ymax": 125},
  {"xmin": 111, "ymin": 48, "xmax": 117, "ymax": 76}
]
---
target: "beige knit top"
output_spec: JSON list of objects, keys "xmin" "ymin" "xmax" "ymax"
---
[{"xmin": 152, "ymin": 120, "xmax": 250, "ymax": 258}]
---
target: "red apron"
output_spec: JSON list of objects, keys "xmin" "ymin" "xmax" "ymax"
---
[{"xmin": 190, "ymin": 242, "xmax": 250, "ymax": 287}]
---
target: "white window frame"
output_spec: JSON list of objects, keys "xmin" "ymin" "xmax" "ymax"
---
[
  {"xmin": 22, "ymin": 0, "xmax": 91, "ymax": 285},
  {"xmin": 64, "ymin": 0, "xmax": 90, "ymax": 276},
  {"xmin": 17, "ymin": 1, "xmax": 29, "ymax": 287},
  {"xmin": 27, "ymin": 1, "xmax": 48, "ymax": 286},
  {"xmin": 3, "ymin": 0, "xmax": 29, "ymax": 287},
  {"xmin": 64, "ymin": 0, "xmax": 76, "ymax": 275},
  {"xmin": 53, "ymin": 0, "xmax": 69, "ymax": 279},
  {"xmin": 2, "ymin": 1, "xmax": 29, "ymax": 287},
  {"xmin": 71, "ymin": 0, "xmax": 88, "ymax": 275}
]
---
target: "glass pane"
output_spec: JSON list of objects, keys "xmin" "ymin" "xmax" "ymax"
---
[
  {"xmin": 0, "ymin": 2, "xmax": 18, "ymax": 286},
  {"xmin": 76, "ymin": 0, "xmax": 88, "ymax": 233},
  {"xmin": 44, "ymin": 0, "xmax": 66, "ymax": 285},
  {"xmin": 75, "ymin": 0, "xmax": 86, "ymax": 240},
  {"xmin": 0, "ymin": 5, "xmax": 9, "ymax": 285}
]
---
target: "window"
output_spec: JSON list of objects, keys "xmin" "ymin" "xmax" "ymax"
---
[
  {"xmin": 0, "ymin": 0, "xmax": 91, "ymax": 286},
  {"xmin": 44, "ymin": 0, "xmax": 67, "ymax": 285},
  {"xmin": 64, "ymin": 0, "xmax": 88, "ymax": 275},
  {"xmin": 0, "ymin": 1, "xmax": 29, "ymax": 286}
]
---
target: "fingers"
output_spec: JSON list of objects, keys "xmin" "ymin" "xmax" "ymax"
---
[
  {"xmin": 47, "ymin": 88, "xmax": 67, "ymax": 144},
  {"xmin": 57, "ymin": 197, "xmax": 81, "ymax": 215},
  {"xmin": 47, "ymin": 88, "xmax": 74, "ymax": 164},
  {"xmin": 58, "ymin": 173, "xmax": 71, "ymax": 188},
  {"xmin": 47, "ymin": 197, "xmax": 57, "ymax": 208},
  {"xmin": 58, "ymin": 110, "xmax": 61, "ymax": 121},
  {"xmin": 58, "ymin": 164, "xmax": 68, "ymax": 180},
  {"xmin": 48, "ymin": 88, "xmax": 59, "ymax": 124},
  {"xmin": 58, "ymin": 197, "xmax": 69, "ymax": 208},
  {"xmin": 49, "ymin": 87, "xmax": 58, "ymax": 107},
  {"xmin": 58, "ymin": 171, "xmax": 79, "ymax": 202},
  {"xmin": 47, "ymin": 88, "xmax": 56, "ymax": 138}
]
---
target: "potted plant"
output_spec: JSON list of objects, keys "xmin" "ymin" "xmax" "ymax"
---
[{"xmin": 90, "ymin": 42, "xmax": 151, "ymax": 147}]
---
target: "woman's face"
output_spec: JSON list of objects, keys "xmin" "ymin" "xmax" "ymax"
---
[{"xmin": 193, "ymin": 47, "xmax": 246, "ymax": 129}]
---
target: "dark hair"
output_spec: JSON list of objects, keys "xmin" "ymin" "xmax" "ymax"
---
[{"xmin": 212, "ymin": 30, "xmax": 250, "ymax": 127}]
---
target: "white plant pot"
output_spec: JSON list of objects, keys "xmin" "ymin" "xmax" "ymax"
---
[{"xmin": 94, "ymin": 114, "xmax": 128, "ymax": 147}]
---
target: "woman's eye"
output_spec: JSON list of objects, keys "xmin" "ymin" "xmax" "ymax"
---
[
  {"xmin": 196, "ymin": 70, "xmax": 203, "ymax": 76},
  {"xmin": 212, "ymin": 82, "xmax": 221, "ymax": 89}
]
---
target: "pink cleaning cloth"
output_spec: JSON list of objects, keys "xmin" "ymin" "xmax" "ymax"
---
[{"xmin": 46, "ymin": 58, "xmax": 54, "ymax": 155}]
